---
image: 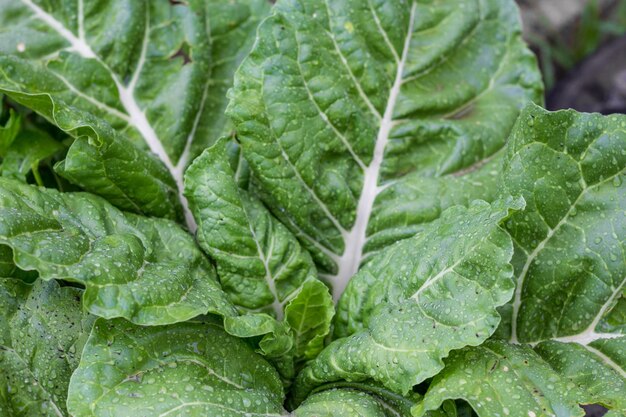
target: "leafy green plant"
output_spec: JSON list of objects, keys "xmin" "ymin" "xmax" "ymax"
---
[{"xmin": 0, "ymin": 1, "xmax": 623, "ymax": 417}]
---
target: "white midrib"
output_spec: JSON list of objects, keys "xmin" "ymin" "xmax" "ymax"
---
[
  {"xmin": 331, "ymin": 2, "xmax": 417, "ymax": 301},
  {"xmin": 21, "ymin": 0, "xmax": 197, "ymax": 230},
  {"xmin": 549, "ymin": 274, "xmax": 626, "ymax": 346},
  {"xmin": 248, "ymin": 219, "xmax": 284, "ymax": 319}
]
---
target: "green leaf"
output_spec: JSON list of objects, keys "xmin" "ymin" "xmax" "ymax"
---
[
  {"xmin": 67, "ymin": 318, "xmax": 287, "ymax": 417},
  {"xmin": 413, "ymin": 341, "xmax": 585, "ymax": 417},
  {"xmin": 502, "ymin": 105, "xmax": 626, "ymax": 345},
  {"xmin": 0, "ymin": 278, "xmax": 95, "ymax": 416},
  {"xmin": 0, "ymin": 108, "xmax": 21, "ymax": 157},
  {"xmin": 185, "ymin": 138, "xmax": 334, "ymax": 376},
  {"xmin": 292, "ymin": 199, "xmax": 521, "ymax": 404},
  {"xmin": 0, "ymin": 0, "xmax": 271, "ymax": 228},
  {"xmin": 0, "ymin": 177, "xmax": 236, "ymax": 325},
  {"xmin": 362, "ymin": 156, "xmax": 504, "ymax": 257},
  {"xmin": 497, "ymin": 105, "xmax": 626, "ymax": 410},
  {"xmin": 1, "ymin": 125, "xmax": 65, "ymax": 182},
  {"xmin": 0, "ymin": 245, "xmax": 38, "ymax": 282},
  {"xmin": 293, "ymin": 389, "xmax": 408, "ymax": 417},
  {"xmin": 227, "ymin": 0, "xmax": 542, "ymax": 299},
  {"xmin": 185, "ymin": 138, "xmax": 320, "ymax": 314},
  {"xmin": 191, "ymin": 0, "xmax": 272, "ymax": 155},
  {"xmin": 535, "ymin": 339, "xmax": 626, "ymax": 411},
  {"xmin": 0, "ymin": 245, "xmax": 16, "ymax": 278}
]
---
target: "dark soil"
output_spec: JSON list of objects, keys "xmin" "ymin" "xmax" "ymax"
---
[{"xmin": 547, "ymin": 35, "xmax": 626, "ymax": 114}]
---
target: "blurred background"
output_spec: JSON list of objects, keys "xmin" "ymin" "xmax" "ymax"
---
[
  {"xmin": 518, "ymin": 0, "xmax": 626, "ymax": 114},
  {"xmin": 518, "ymin": 3, "xmax": 625, "ymax": 417}
]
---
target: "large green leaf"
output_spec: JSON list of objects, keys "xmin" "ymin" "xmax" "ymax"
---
[
  {"xmin": 413, "ymin": 341, "xmax": 585, "ymax": 417},
  {"xmin": 227, "ymin": 0, "xmax": 542, "ymax": 299},
  {"xmin": 0, "ymin": 278, "xmax": 95, "ymax": 416},
  {"xmin": 497, "ymin": 104, "xmax": 626, "ymax": 412},
  {"xmin": 502, "ymin": 105, "xmax": 626, "ymax": 346},
  {"xmin": 67, "ymin": 318, "xmax": 287, "ymax": 417},
  {"xmin": 0, "ymin": 0, "xmax": 270, "ymax": 228},
  {"xmin": 0, "ymin": 177, "xmax": 236, "ymax": 325},
  {"xmin": 185, "ymin": 138, "xmax": 334, "ymax": 377},
  {"xmin": 291, "ymin": 199, "xmax": 520, "ymax": 404}
]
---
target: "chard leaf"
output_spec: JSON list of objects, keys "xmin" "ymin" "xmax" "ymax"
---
[
  {"xmin": 0, "ymin": 177, "xmax": 236, "ymax": 325},
  {"xmin": 0, "ymin": 245, "xmax": 12, "ymax": 277},
  {"xmin": 0, "ymin": 278, "xmax": 95, "ymax": 417},
  {"xmin": 192, "ymin": 0, "xmax": 272, "ymax": 154},
  {"xmin": 497, "ymin": 105, "xmax": 626, "ymax": 412},
  {"xmin": 67, "ymin": 318, "xmax": 287, "ymax": 417},
  {"xmin": 227, "ymin": 0, "xmax": 542, "ymax": 299},
  {"xmin": 0, "ymin": 245, "xmax": 37, "ymax": 282},
  {"xmin": 534, "ymin": 339, "xmax": 626, "ymax": 411},
  {"xmin": 292, "ymin": 199, "xmax": 520, "ymax": 404},
  {"xmin": 503, "ymin": 105, "xmax": 626, "ymax": 346},
  {"xmin": 1, "ymin": 124, "xmax": 65, "ymax": 183},
  {"xmin": 0, "ymin": 0, "xmax": 270, "ymax": 228},
  {"xmin": 293, "ymin": 388, "xmax": 413, "ymax": 417},
  {"xmin": 0, "ymin": 108, "xmax": 21, "ymax": 156},
  {"xmin": 413, "ymin": 341, "xmax": 585, "ymax": 417},
  {"xmin": 185, "ymin": 138, "xmax": 334, "ymax": 376}
]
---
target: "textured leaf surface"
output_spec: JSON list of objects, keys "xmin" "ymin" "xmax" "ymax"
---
[
  {"xmin": 502, "ymin": 105, "xmax": 626, "ymax": 346},
  {"xmin": 0, "ymin": 279, "xmax": 94, "ymax": 416},
  {"xmin": 535, "ymin": 339, "xmax": 626, "ymax": 411},
  {"xmin": 498, "ymin": 105, "xmax": 626, "ymax": 410},
  {"xmin": 67, "ymin": 318, "xmax": 287, "ymax": 417},
  {"xmin": 414, "ymin": 341, "xmax": 584, "ymax": 417},
  {"xmin": 185, "ymin": 138, "xmax": 334, "ymax": 375},
  {"xmin": 0, "ymin": 178, "xmax": 236, "ymax": 324},
  {"xmin": 185, "ymin": 138, "xmax": 320, "ymax": 314},
  {"xmin": 293, "ymin": 389, "xmax": 406, "ymax": 417},
  {"xmin": 292, "ymin": 199, "xmax": 519, "ymax": 404},
  {"xmin": 228, "ymin": 0, "xmax": 542, "ymax": 298},
  {"xmin": 0, "ymin": 0, "xmax": 270, "ymax": 228},
  {"xmin": 192, "ymin": 0, "xmax": 272, "ymax": 155}
]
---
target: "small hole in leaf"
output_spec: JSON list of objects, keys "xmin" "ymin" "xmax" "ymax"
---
[{"xmin": 172, "ymin": 43, "xmax": 192, "ymax": 65}]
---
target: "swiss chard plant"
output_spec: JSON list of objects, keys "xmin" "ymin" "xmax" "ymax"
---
[{"xmin": 0, "ymin": 0, "xmax": 623, "ymax": 417}]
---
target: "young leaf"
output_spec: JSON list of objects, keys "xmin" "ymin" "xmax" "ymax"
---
[
  {"xmin": 0, "ymin": 0, "xmax": 271, "ymax": 228},
  {"xmin": 67, "ymin": 318, "xmax": 287, "ymax": 417},
  {"xmin": 0, "ymin": 279, "xmax": 95, "ymax": 417},
  {"xmin": 0, "ymin": 178, "xmax": 236, "ymax": 325},
  {"xmin": 227, "ymin": 0, "xmax": 542, "ymax": 299},
  {"xmin": 291, "ymin": 199, "xmax": 521, "ymax": 404},
  {"xmin": 185, "ymin": 138, "xmax": 334, "ymax": 376},
  {"xmin": 0, "ymin": 108, "xmax": 21, "ymax": 156},
  {"xmin": 413, "ymin": 341, "xmax": 585, "ymax": 417},
  {"xmin": 1, "ymin": 125, "xmax": 65, "ymax": 183}
]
